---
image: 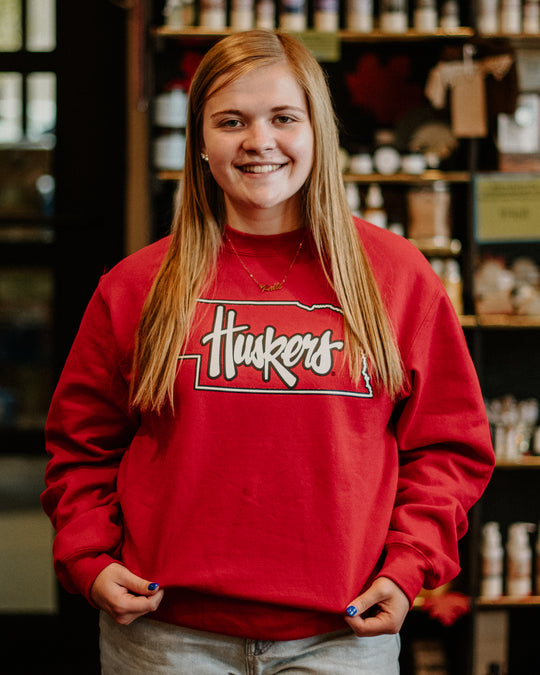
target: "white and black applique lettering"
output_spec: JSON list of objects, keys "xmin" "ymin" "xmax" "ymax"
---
[{"xmin": 180, "ymin": 300, "xmax": 373, "ymax": 398}]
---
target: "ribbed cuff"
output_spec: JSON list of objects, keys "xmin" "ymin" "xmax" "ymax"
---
[{"xmin": 376, "ymin": 544, "xmax": 429, "ymax": 607}]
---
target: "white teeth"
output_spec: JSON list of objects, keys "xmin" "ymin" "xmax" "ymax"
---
[{"xmin": 240, "ymin": 164, "xmax": 283, "ymax": 173}]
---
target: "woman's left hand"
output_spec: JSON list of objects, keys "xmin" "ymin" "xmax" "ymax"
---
[{"xmin": 344, "ymin": 577, "xmax": 410, "ymax": 637}]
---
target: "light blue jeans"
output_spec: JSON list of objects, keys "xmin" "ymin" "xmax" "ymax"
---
[{"xmin": 99, "ymin": 611, "xmax": 400, "ymax": 674}]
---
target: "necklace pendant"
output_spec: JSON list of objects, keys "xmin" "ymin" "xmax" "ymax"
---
[
  {"xmin": 225, "ymin": 232, "xmax": 305, "ymax": 294},
  {"xmin": 260, "ymin": 282, "xmax": 282, "ymax": 292}
]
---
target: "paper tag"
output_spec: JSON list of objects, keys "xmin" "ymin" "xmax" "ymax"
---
[{"xmin": 451, "ymin": 68, "xmax": 487, "ymax": 138}]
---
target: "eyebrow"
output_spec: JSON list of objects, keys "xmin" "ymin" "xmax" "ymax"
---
[{"xmin": 209, "ymin": 105, "xmax": 307, "ymax": 119}]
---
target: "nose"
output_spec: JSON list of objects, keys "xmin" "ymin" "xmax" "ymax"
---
[{"xmin": 241, "ymin": 120, "xmax": 276, "ymax": 154}]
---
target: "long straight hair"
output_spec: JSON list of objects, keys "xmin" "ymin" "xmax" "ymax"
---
[{"xmin": 130, "ymin": 30, "xmax": 405, "ymax": 412}]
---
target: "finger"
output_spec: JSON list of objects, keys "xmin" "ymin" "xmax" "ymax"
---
[
  {"xmin": 345, "ymin": 605, "xmax": 396, "ymax": 637},
  {"xmin": 112, "ymin": 588, "xmax": 165, "ymax": 626},
  {"xmin": 111, "ymin": 565, "xmax": 162, "ymax": 598},
  {"xmin": 93, "ymin": 563, "xmax": 164, "ymax": 624},
  {"xmin": 344, "ymin": 579, "xmax": 407, "ymax": 636},
  {"xmin": 347, "ymin": 582, "xmax": 387, "ymax": 619}
]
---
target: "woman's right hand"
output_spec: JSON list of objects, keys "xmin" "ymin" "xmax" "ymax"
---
[{"xmin": 90, "ymin": 562, "xmax": 164, "ymax": 625}]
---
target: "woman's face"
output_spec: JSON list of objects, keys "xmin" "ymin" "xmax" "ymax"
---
[{"xmin": 201, "ymin": 62, "xmax": 314, "ymax": 234}]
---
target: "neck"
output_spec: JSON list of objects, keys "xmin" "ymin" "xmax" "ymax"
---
[{"xmin": 224, "ymin": 198, "xmax": 304, "ymax": 236}]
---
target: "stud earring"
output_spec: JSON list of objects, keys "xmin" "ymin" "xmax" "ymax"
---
[{"xmin": 201, "ymin": 153, "xmax": 209, "ymax": 162}]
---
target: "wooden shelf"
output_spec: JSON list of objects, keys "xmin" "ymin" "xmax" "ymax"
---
[
  {"xmin": 156, "ymin": 170, "xmax": 184, "ymax": 181},
  {"xmin": 152, "ymin": 26, "xmax": 475, "ymax": 41},
  {"xmin": 339, "ymin": 28, "xmax": 475, "ymax": 42},
  {"xmin": 459, "ymin": 316, "xmax": 540, "ymax": 328},
  {"xmin": 459, "ymin": 315, "xmax": 478, "ymax": 328},
  {"xmin": 413, "ymin": 594, "xmax": 540, "ymax": 610},
  {"xmin": 495, "ymin": 455, "xmax": 540, "ymax": 468},
  {"xmin": 409, "ymin": 237, "xmax": 462, "ymax": 256},
  {"xmin": 476, "ymin": 314, "xmax": 540, "ymax": 328},
  {"xmin": 477, "ymin": 595, "xmax": 540, "ymax": 607},
  {"xmin": 343, "ymin": 171, "xmax": 471, "ymax": 184},
  {"xmin": 458, "ymin": 315, "xmax": 540, "ymax": 328},
  {"xmin": 156, "ymin": 170, "xmax": 471, "ymax": 183}
]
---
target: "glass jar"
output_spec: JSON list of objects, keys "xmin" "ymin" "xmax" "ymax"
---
[
  {"xmin": 407, "ymin": 181, "xmax": 451, "ymax": 240},
  {"xmin": 380, "ymin": 0, "xmax": 408, "ymax": 32}
]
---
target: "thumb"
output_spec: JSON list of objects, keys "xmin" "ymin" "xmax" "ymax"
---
[{"xmin": 114, "ymin": 565, "xmax": 161, "ymax": 597}]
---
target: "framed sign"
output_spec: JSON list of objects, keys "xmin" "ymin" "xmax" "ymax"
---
[{"xmin": 473, "ymin": 172, "xmax": 540, "ymax": 242}]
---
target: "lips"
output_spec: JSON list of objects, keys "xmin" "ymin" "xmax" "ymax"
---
[{"xmin": 238, "ymin": 163, "xmax": 285, "ymax": 174}]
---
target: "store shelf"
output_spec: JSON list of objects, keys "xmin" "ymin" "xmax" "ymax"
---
[
  {"xmin": 476, "ymin": 314, "xmax": 540, "ymax": 328},
  {"xmin": 409, "ymin": 237, "xmax": 462, "ymax": 256},
  {"xmin": 343, "ymin": 171, "xmax": 471, "ymax": 184},
  {"xmin": 495, "ymin": 455, "xmax": 540, "ymax": 468},
  {"xmin": 457, "ymin": 316, "xmax": 540, "ymax": 328},
  {"xmin": 340, "ymin": 28, "xmax": 475, "ymax": 41},
  {"xmin": 458, "ymin": 315, "xmax": 476, "ymax": 327},
  {"xmin": 152, "ymin": 26, "xmax": 476, "ymax": 41},
  {"xmin": 156, "ymin": 170, "xmax": 471, "ymax": 184},
  {"xmin": 477, "ymin": 596, "xmax": 540, "ymax": 607}
]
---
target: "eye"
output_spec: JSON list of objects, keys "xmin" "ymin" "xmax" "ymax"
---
[
  {"xmin": 275, "ymin": 115, "xmax": 294, "ymax": 124},
  {"xmin": 220, "ymin": 118, "xmax": 243, "ymax": 128}
]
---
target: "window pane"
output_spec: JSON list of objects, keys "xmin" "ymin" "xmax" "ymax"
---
[
  {"xmin": 27, "ymin": 72, "xmax": 56, "ymax": 142},
  {"xmin": 0, "ymin": 146, "xmax": 54, "ymax": 217},
  {"xmin": 0, "ymin": 267, "xmax": 54, "ymax": 429},
  {"xmin": 0, "ymin": 0, "xmax": 22, "ymax": 52},
  {"xmin": 27, "ymin": 0, "xmax": 56, "ymax": 52},
  {"xmin": 0, "ymin": 455, "xmax": 57, "ymax": 614},
  {"xmin": 0, "ymin": 73, "xmax": 22, "ymax": 142}
]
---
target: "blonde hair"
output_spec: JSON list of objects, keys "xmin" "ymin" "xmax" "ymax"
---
[{"xmin": 130, "ymin": 30, "xmax": 405, "ymax": 412}]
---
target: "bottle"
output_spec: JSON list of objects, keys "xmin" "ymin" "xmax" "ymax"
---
[
  {"xmin": 440, "ymin": 0, "xmax": 460, "ymax": 29},
  {"xmin": 199, "ymin": 0, "xmax": 227, "ymax": 28},
  {"xmin": 314, "ymin": 0, "xmax": 340, "ymax": 31},
  {"xmin": 373, "ymin": 129, "xmax": 401, "ymax": 175},
  {"xmin": 477, "ymin": 0, "xmax": 499, "ymax": 33},
  {"xmin": 380, "ymin": 0, "xmax": 408, "ymax": 33},
  {"xmin": 480, "ymin": 522, "xmax": 504, "ymax": 599},
  {"xmin": 523, "ymin": 0, "xmax": 540, "ymax": 33},
  {"xmin": 407, "ymin": 181, "xmax": 451, "ymax": 241},
  {"xmin": 346, "ymin": 0, "xmax": 374, "ymax": 31},
  {"xmin": 279, "ymin": 0, "xmax": 307, "ymax": 31},
  {"xmin": 414, "ymin": 0, "xmax": 437, "ymax": 32},
  {"xmin": 444, "ymin": 259, "xmax": 464, "ymax": 316},
  {"xmin": 506, "ymin": 522, "xmax": 534, "ymax": 597},
  {"xmin": 256, "ymin": 0, "xmax": 276, "ymax": 28},
  {"xmin": 230, "ymin": 0, "xmax": 255, "ymax": 29},
  {"xmin": 154, "ymin": 132, "xmax": 186, "ymax": 171},
  {"xmin": 163, "ymin": 0, "xmax": 185, "ymax": 26},
  {"xmin": 345, "ymin": 182, "xmax": 362, "ymax": 217},
  {"xmin": 364, "ymin": 184, "xmax": 387, "ymax": 228},
  {"xmin": 500, "ymin": 0, "xmax": 522, "ymax": 34}
]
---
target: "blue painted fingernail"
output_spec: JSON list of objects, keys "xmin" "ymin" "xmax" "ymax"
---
[
  {"xmin": 346, "ymin": 605, "xmax": 358, "ymax": 617},
  {"xmin": 148, "ymin": 582, "xmax": 159, "ymax": 591}
]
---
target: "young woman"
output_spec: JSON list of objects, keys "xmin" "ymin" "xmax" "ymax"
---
[{"xmin": 42, "ymin": 30, "xmax": 494, "ymax": 673}]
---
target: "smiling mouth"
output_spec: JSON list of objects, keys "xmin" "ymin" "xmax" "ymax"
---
[{"xmin": 238, "ymin": 164, "xmax": 286, "ymax": 174}]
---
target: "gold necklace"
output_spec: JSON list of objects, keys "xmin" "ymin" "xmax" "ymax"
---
[{"xmin": 225, "ymin": 231, "xmax": 306, "ymax": 292}]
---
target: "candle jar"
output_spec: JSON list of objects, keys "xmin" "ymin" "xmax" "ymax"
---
[
  {"xmin": 407, "ymin": 181, "xmax": 451, "ymax": 241},
  {"xmin": 380, "ymin": 0, "xmax": 408, "ymax": 32}
]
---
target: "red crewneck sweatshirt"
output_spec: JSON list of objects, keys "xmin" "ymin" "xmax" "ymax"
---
[{"xmin": 42, "ymin": 219, "xmax": 494, "ymax": 640}]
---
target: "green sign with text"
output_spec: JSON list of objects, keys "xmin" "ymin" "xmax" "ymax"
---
[{"xmin": 474, "ymin": 173, "xmax": 540, "ymax": 242}]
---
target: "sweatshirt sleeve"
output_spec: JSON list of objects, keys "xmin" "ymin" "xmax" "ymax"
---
[
  {"xmin": 41, "ymin": 283, "xmax": 139, "ymax": 601},
  {"xmin": 377, "ymin": 290, "xmax": 495, "ymax": 605}
]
